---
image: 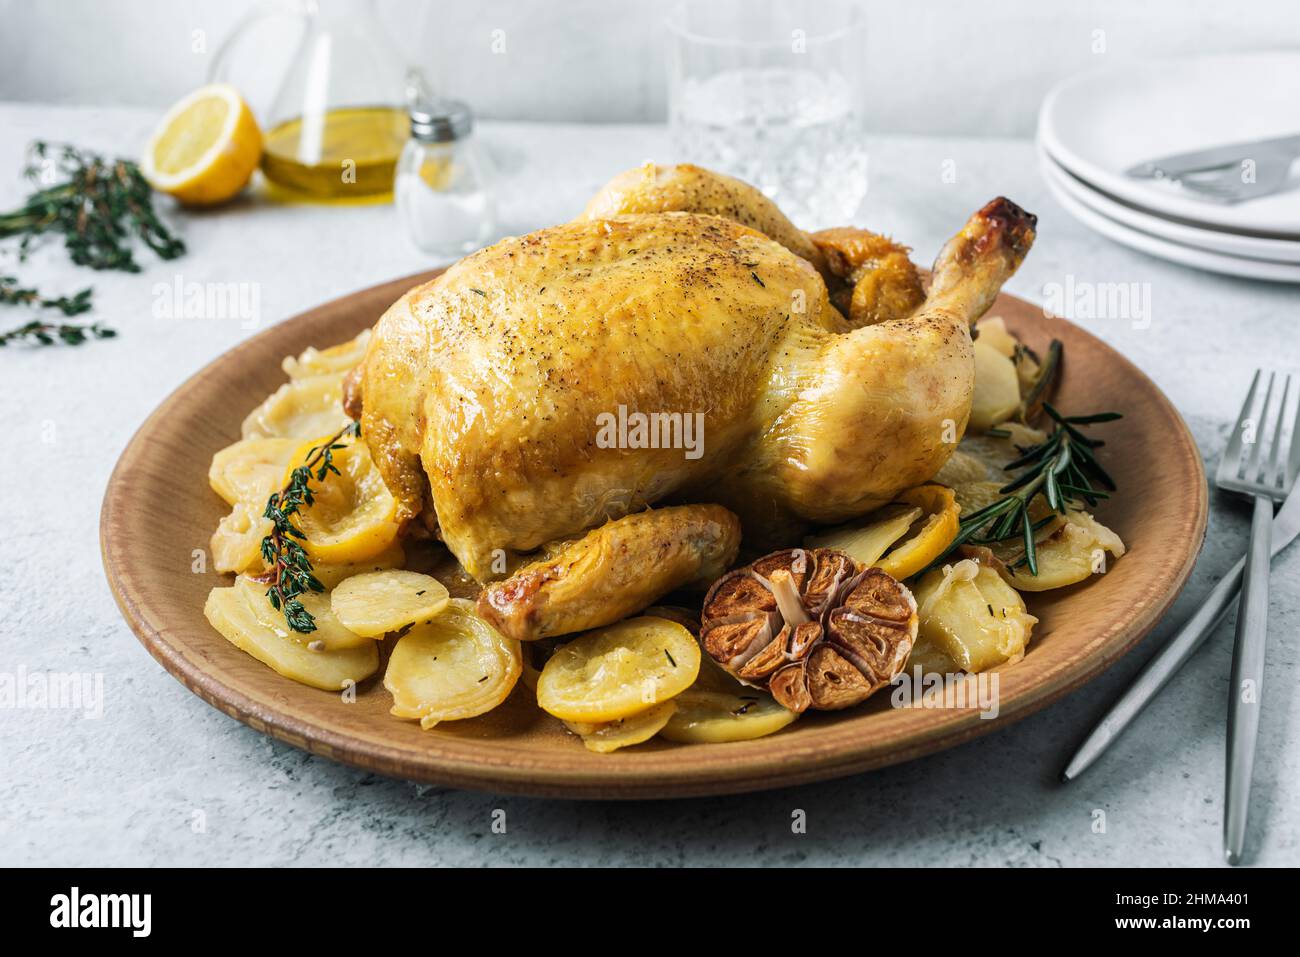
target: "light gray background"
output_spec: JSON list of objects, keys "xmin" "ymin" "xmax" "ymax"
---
[
  {"xmin": 1, "ymin": 3, "xmax": 1298, "ymax": 867},
  {"xmin": 3, "ymin": 0, "xmax": 1299, "ymax": 134}
]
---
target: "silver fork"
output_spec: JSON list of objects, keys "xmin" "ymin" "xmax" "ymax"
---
[
  {"xmin": 1171, "ymin": 154, "xmax": 1297, "ymax": 204},
  {"xmin": 1217, "ymin": 370, "xmax": 1298, "ymax": 864}
]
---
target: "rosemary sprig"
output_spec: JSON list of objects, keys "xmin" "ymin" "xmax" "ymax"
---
[
  {"xmin": 0, "ymin": 276, "xmax": 93, "ymax": 316},
  {"xmin": 251, "ymin": 420, "xmax": 362, "ymax": 633},
  {"xmin": 932, "ymin": 403, "xmax": 1121, "ymax": 576},
  {"xmin": 0, "ymin": 319, "xmax": 115, "ymax": 347},
  {"xmin": 1, "ymin": 142, "xmax": 185, "ymax": 272}
]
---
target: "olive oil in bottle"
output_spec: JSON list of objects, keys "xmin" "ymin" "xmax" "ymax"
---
[{"xmin": 260, "ymin": 105, "xmax": 409, "ymax": 200}]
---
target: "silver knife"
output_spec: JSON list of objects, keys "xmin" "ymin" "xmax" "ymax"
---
[
  {"xmin": 1063, "ymin": 478, "xmax": 1300, "ymax": 781},
  {"xmin": 1125, "ymin": 133, "xmax": 1300, "ymax": 179}
]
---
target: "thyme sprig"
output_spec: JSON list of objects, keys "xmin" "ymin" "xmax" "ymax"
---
[
  {"xmin": 932, "ymin": 404, "xmax": 1121, "ymax": 576},
  {"xmin": 251, "ymin": 420, "xmax": 362, "ymax": 633},
  {"xmin": 0, "ymin": 275, "xmax": 93, "ymax": 316},
  {"xmin": 0, "ymin": 319, "xmax": 115, "ymax": 347},
  {"xmin": 1, "ymin": 142, "xmax": 185, "ymax": 272}
]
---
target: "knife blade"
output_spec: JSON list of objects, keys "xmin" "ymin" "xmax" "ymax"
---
[
  {"xmin": 1062, "ymin": 477, "xmax": 1300, "ymax": 781},
  {"xmin": 1125, "ymin": 133, "xmax": 1300, "ymax": 179}
]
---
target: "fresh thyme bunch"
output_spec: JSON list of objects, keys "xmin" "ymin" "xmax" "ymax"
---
[
  {"xmin": 934, "ymin": 404, "xmax": 1121, "ymax": 575},
  {"xmin": 1, "ymin": 141, "xmax": 185, "ymax": 271},
  {"xmin": 253, "ymin": 421, "xmax": 362, "ymax": 633},
  {"xmin": 0, "ymin": 142, "xmax": 187, "ymax": 347}
]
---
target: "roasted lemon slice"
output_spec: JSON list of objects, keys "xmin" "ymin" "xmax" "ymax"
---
[
  {"xmin": 564, "ymin": 701, "xmax": 677, "ymax": 753},
  {"xmin": 281, "ymin": 437, "xmax": 399, "ymax": 564},
  {"xmin": 242, "ymin": 376, "xmax": 352, "ymax": 441},
  {"xmin": 805, "ymin": 503, "xmax": 922, "ymax": 566},
  {"xmin": 805, "ymin": 485, "xmax": 958, "ymax": 582},
  {"xmin": 204, "ymin": 579, "xmax": 378, "ymax": 690},
  {"xmin": 141, "ymin": 83, "xmax": 262, "ymax": 207},
  {"xmin": 384, "ymin": 600, "xmax": 522, "ymax": 728},
  {"xmin": 331, "ymin": 570, "xmax": 449, "ymax": 637},
  {"xmin": 536, "ymin": 617, "xmax": 700, "ymax": 723},
  {"xmin": 875, "ymin": 484, "xmax": 961, "ymax": 580},
  {"xmin": 658, "ymin": 689, "xmax": 797, "ymax": 744},
  {"xmin": 282, "ymin": 330, "xmax": 371, "ymax": 380},
  {"xmin": 209, "ymin": 437, "xmax": 299, "ymax": 507}
]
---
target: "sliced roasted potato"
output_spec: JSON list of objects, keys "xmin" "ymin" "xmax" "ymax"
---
[
  {"xmin": 242, "ymin": 375, "xmax": 351, "ymax": 440},
  {"xmin": 384, "ymin": 599, "xmax": 522, "ymax": 728},
  {"xmin": 282, "ymin": 330, "xmax": 370, "ymax": 380},
  {"xmin": 536, "ymin": 617, "xmax": 700, "ymax": 723},
  {"xmin": 974, "ymin": 315, "xmax": 1018, "ymax": 357},
  {"xmin": 208, "ymin": 437, "xmax": 299, "ymax": 507},
  {"xmin": 565, "ymin": 701, "xmax": 677, "ymax": 753},
  {"xmin": 913, "ymin": 559, "xmax": 1037, "ymax": 672},
  {"xmin": 905, "ymin": 632, "xmax": 959, "ymax": 676},
  {"xmin": 950, "ymin": 480, "xmax": 1061, "ymax": 540},
  {"xmin": 970, "ymin": 338, "xmax": 1021, "ymax": 432},
  {"xmin": 233, "ymin": 576, "xmax": 370, "ymax": 651},
  {"xmin": 331, "ymin": 570, "xmax": 449, "ymax": 637},
  {"xmin": 658, "ymin": 689, "xmax": 797, "ymax": 744},
  {"xmin": 211, "ymin": 502, "xmax": 271, "ymax": 574},
  {"xmin": 311, "ymin": 543, "xmax": 407, "ymax": 589},
  {"xmin": 204, "ymin": 580, "xmax": 378, "ymax": 690},
  {"xmin": 932, "ymin": 449, "xmax": 990, "ymax": 487},
  {"xmin": 805, "ymin": 504, "xmax": 922, "ymax": 566},
  {"xmin": 991, "ymin": 509, "xmax": 1126, "ymax": 591},
  {"xmin": 958, "ymin": 421, "xmax": 1047, "ymax": 474},
  {"xmin": 282, "ymin": 437, "xmax": 400, "ymax": 564}
]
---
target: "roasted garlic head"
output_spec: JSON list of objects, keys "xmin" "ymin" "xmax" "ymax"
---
[{"xmin": 699, "ymin": 548, "xmax": 917, "ymax": 713}]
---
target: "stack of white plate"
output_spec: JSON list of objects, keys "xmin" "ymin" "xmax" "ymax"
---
[{"xmin": 1037, "ymin": 52, "xmax": 1300, "ymax": 282}]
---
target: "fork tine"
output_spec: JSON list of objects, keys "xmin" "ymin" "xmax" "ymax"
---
[
  {"xmin": 1287, "ymin": 376, "xmax": 1300, "ymax": 489},
  {"xmin": 1244, "ymin": 372, "xmax": 1275, "ymax": 483},
  {"xmin": 1221, "ymin": 369, "xmax": 1261, "ymax": 482},
  {"xmin": 1265, "ymin": 374, "xmax": 1293, "ymax": 489}
]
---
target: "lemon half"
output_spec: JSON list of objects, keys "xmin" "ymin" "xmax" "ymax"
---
[{"xmin": 142, "ymin": 83, "xmax": 262, "ymax": 206}]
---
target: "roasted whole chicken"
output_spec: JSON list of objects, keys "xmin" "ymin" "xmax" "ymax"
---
[{"xmin": 351, "ymin": 164, "xmax": 1036, "ymax": 641}]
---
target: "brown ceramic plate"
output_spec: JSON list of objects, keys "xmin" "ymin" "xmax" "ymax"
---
[{"xmin": 101, "ymin": 270, "xmax": 1207, "ymax": 799}]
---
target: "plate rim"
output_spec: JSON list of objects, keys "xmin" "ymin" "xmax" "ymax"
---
[
  {"xmin": 1041, "ymin": 149, "xmax": 1300, "ymax": 283},
  {"xmin": 100, "ymin": 270, "xmax": 1209, "ymax": 799},
  {"xmin": 1039, "ymin": 145, "xmax": 1300, "ymax": 264},
  {"xmin": 1038, "ymin": 50, "xmax": 1300, "ymax": 238}
]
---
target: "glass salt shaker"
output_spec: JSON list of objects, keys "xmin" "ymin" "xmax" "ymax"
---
[{"xmin": 394, "ymin": 99, "xmax": 496, "ymax": 257}]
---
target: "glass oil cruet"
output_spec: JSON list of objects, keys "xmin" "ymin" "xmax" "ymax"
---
[{"xmin": 209, "ymin": 0, "xmax": 429, "ymax": 201}]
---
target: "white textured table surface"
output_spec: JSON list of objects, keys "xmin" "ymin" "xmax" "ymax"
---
[{"xmin": 1, "ymin": 102, "xmax": 1296, "ymax": 867}]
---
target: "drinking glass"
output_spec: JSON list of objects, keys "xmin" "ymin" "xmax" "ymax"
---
[{"xmin": 666, "ymin": 0, "xmax": 868, "ymax": 228}]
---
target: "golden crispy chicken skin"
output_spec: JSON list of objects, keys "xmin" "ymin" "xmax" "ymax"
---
[
  {"xmin": 582, "ymin": 162, "xmax": 830, "ymax": 279},
  {"xmin": 476, "ymin": 504, "xmax": 741, "ymax": 642},
  {"xmin": 358, "ymin": 167, "xmax": 1035, "ymax": 580}
]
